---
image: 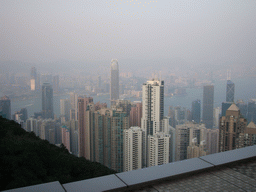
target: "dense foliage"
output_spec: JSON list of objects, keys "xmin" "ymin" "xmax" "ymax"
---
[{"xmin": 0, "ymin": 116, "xmax": 116, "ymax": 191}]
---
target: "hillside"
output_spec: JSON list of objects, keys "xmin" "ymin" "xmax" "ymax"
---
[{"xmin": 0, "ymin": 116, "xmax": 116, "ymax": 191}]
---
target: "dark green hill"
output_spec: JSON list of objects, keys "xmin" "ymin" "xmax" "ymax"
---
[{"xmin": 0, "ymin": 116, "xmax": 116, "ymax": 191}]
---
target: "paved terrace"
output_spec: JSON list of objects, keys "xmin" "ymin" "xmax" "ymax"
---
[{"xmin": 5, "ymin": 145, "xmax": 256, "ymax": 192}]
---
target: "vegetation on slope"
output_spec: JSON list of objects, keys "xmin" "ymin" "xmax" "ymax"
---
[{"xmin": 0, "ymin": 116, "xmax": 116, "ymax": 191}]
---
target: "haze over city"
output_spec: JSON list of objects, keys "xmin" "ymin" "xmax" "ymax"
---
[
  {"xmin": 1, "ymin": 0, "xmax": 256, "ymax": 77},
  {"xmin": 1, "ymin": 1, "xmax": 256, "ymax": 191}
]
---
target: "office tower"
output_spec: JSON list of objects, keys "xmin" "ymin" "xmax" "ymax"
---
[
  {"xmin": 202, "ymin": 85, "xmax": 214, "ymax": 128},
  {"xmin": 69, "ymin": 92, "xmax": 78, "ymax": 120},
  {"xmin": 30, "ymin": 67, "xmax": 37, "ymax": 91},
  {"xmin": 247, "ymin": 99, "xmax": 256, "ymax": 124},
  {"xmin": 42, "ymin": 83, "xmax": 54, "ymax": 119},
  {"xmin": 236, "ymin": 99, "xmax": 247, "ymax": 119},
  {"xmin": 175, "ymin": 122, "xmax": 206, "ymax": 161},
  {"xmin": 213, "ymin": 107, "xmax": 221, "ymax": 128},
  {"xmin": 77, "ymin": 97, "xmax": 93, "ymax": 158},
  {"xmin": 147, "ymin": 132, "xmax": 170, "ymax": 167},
  {"xmin": 141, "ymin": 79, "xmax": 164, "ymax": 136},
  {"xmin": 205, "ymin": 129, "xmax": 219, "ymax": 154},
  {"xmin": 226, "ymin": 80, "xmax": 235, "ymax": 102},
  {"xmin": 219, "ymin": 104, "xmax": 247, "ymax": 152},
  {"xmin": 53, "ymin": 75, "xmax": 59, "ymax": 93},
  {"xmin": 60, "ymin": 99, "xmax": 70, "ymax": 123},
  {"xmin": 191, "ymin": 100, "xmax": 201, "ymax": 123},
  {"xmin": 0, "ymin": 96, "xmax": 11, "ymax": 120},
  {"xmin": 110, "ymin": 59, "xmax": 119, "ymax": 104},
  {"xmin": 129, "ymin": 102, "xmax": 142, "ymax": 127},
  {"xmin": 124, "ymin": 127, "xmax": 145, "ymax": 172},
  {"xmin": 61, "ymin": 125, "xmax": 71, "ymax": 152}
]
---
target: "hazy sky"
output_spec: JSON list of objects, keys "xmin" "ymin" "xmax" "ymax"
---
[{"xmin": 1, "ymin": 0, "xmax": 256, "ymax": 73}]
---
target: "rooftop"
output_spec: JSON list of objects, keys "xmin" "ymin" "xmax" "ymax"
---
[
  {"xmin": 248, "ymin": 121, "xmax": 256, "ymax": 129},
  {"xmin": 4, "ymin": 145, "xmax": 256, "ymax": 192},
  {"xmin": 227, "ymin": 103, "xmax": 239, "ymax": 111}
]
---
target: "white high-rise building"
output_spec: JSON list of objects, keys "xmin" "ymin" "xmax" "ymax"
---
[
  {"xmin": 147, "ymin": 132, "xmax": 170, "ymax": 167},
  {"xmin": 141, "ymin": 79, "xmax": 164, "ymax": 136},
  {"xmin": 123, "ymin": 127, "xmax": 146, "ymax": 172},
  {"xmin": 141, "ymin": 79, "xmax": 174, "ymax": 167}
]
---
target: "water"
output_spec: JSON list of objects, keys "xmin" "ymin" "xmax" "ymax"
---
[{"xmin": 9, "ymin": 77, "xmax": 256, "ymax": 118}]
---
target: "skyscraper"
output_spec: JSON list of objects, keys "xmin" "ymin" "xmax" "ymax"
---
[
  {"xmin": 30, "ymin": 67, "xmax": 37, "ymax": 91},
  {"xmin": 77, "ymin": 97, "xmax": 93, "ymax": 158},
  {"xmin": 147, "ymin": 132, "xmax": 170, "ymax": 167},
  {"xmin": 42, "ymin": 83, "xmax": 54, "ymax": 119},
  {"xmin": 0, "ymin": 96, "xmax": 11, "ymax": 120},
  {"xmin": 110, "ymin": 59, "xmax": 119, "ymax": 104},
  {"xmin": 141, "ymin": 79, "xmax": 164, "ymax": 136},
  {"xmin": 129, "ymin": 102, "xmax": 142, "ymax": 127},
  {"xmin": 219, "ymin": 104, "xmax": 247, "ymax": 152},
  {"xmin": 123, "ymin": 127, "xmax": 145, "ymax": 172},
  {"xmin": 202, "ymin": 85, "xmax": 214, "ymax": 128},
  {"xmin": 191, "ymin": 99, "xmax": 201, "ymax": 124},
  {"xmin": 226, "ymin": 80, "xmax": 235, "ymax": 102}
]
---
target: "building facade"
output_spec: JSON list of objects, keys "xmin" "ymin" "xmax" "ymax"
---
[
  {"xmin": 42, "ymin": 83, "xmax": 54, "ymax": 119},
  {"xmin": 147, "ymin": 132, "xmax": 170, "ymax": 167},
  {"xmin": 0, "ymin": 96, "xmax": 11, "ymax": 120},
  {"xmin": 141, "ymin": 79, "xmax": 164, "ymax": 136},
  {"xmin": 219, "ymin": 104, "xmax": 247, "ymax": 152},
  {"xmin": 123, "ymin": 127, "xmax": 145, "ymax": 172},
  {"xmin": 191, "ymin": 99, "xmax": 201, "ymax": 124},
  {"xmin": 202, "ymin": 85, "xmax": 214, "ymax": 128},
  {"xmin": 110, "ymin": 59, "xmax": 119, "ymax": 104},
  {"xmin": 226, "ymin": 80, "xmax": 235, "ymax": 102}
]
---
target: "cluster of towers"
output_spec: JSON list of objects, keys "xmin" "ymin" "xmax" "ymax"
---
[{"xmin": 1, "ymin": 61, "xmax": 256, "ymax": 174}]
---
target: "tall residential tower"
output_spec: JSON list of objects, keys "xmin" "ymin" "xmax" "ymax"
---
[{"xmin": 141, "ymin": 79, "xmax": 164, "ymax": 136}]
